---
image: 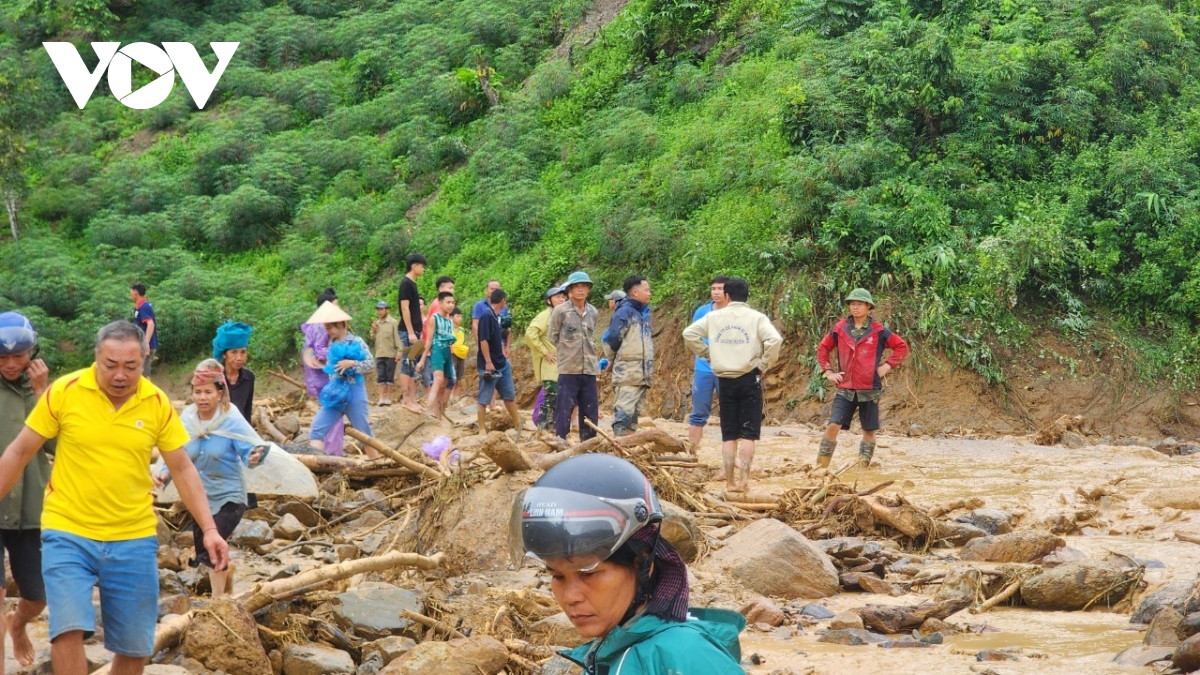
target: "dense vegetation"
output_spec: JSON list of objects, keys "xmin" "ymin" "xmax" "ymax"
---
[{"xmin": 2, "ymin": 0, "xmax": 1199, "ymax": 392}]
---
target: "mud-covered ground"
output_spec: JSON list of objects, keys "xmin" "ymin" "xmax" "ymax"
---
[{"xmin": 6, "ymin": 403, "xmax": 1200, "ymax": 675}]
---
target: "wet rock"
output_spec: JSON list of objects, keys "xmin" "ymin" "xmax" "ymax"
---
[
  {"xmin": 1112, "ymin": 645, "xmax": 1175, "ymax": 667},
  {"xmin": 1179, "ymin": 444, "xmax": 1200, "ymax": 456},
  {"xmin": 919, "ymin": 632, "xmax": 944, "ymax": 645},
  {"xmin": 1179, "ymin": 612, "xmax": 1200, "ymax": 640},
  {"xmin": 800, "ymin": 604, "xmax": 835, "ymax": 620},
  {"xmin": 955, "ymin": 508, "xmax": 1014, "ymax": 535},
  {"xmin": 977, "ymin": 649, "xmax": 1020, "ymax": 661},
  {"xmin": 158, "ymin": 593, "xmax": 190, "ymax": 619},
  {"xmin": 356, "ymin": 651, "xmax": 384, "ymax": 675},
  {"xmin": 740, "ymin": 597, "xmax": 787, "ymax": 627},
  {"xmin": 1062, "ymin": 431, "xmax": 1088, "ymax": 448},
  {"xmin": 1146, "ymin": 607, "xmax": 1184, "ymax": 647},
  {"xmin": 1174, "ymin": 633, "xmax": 1200, "ymax": 672},
  {"xmin": 182, "ymin": 598, "xmax": 273, "ymax": 675},
  {"xmin": 273, "ymin": 513, "xmax": 306, "ymax": 540},
  {"xmin": 1041, "ymin": 546, "xmax": 1088, "ymax": 566},
  {"xmin": 830, "ymin": 612, "xmax": 864, "ymax": 631},
  {"xmin": 1132, "ymin": 581, "xmax": 1200, "ymax": 624},
  {"xmin": 660, "ymin": 500, "xmax": 702, "ymax": 563},
  {"xmin": 1143, "ymin": 487, "xmax": 1200, "ymax": 510},
  {"xmin": 359, "ymin": 533, "xmax": 387, "ymax": 556},
  {"xmin": 818, "ymin": 537, "xmax": 865, "ymax": 559},
  {"xmin": 362, "ymin": 636, "xmax": 417, "ymax": 663},
  {"xmin": 378, "ymin": 636, "xmax": 508, "ymax": 675},
  {"xmin": 879, "ymin": 637, "xmax": 929, "ymax": 648},
  {"xmin": 918, "ymin": 618, "xmax": 957, "ymax": 636},
  {"xmin": 1155, "ymin": 438, "xmax": 1182, "ymax": 456},
  {"xmin": 706, "ymin": 518, "xmax": 839, "ymax": 599},
  {"xmin": 530, "ymin": 613, "xmax": 586, "ymax": 647},
  {"xmin": 938, "ymin": 522, "xmax": 989, "ymax": 546},
  {"xmin": 350, "ymin": 511, "xmax": 388, "ymax": 530},
  {"xmin": 159, "ymin": 569, "xmax": 188, "ymax": 596},
  {"xmin": 275, "ymin": 414, "xmax": 301, "ymax": 438},
  {"xmin": 230, "ymin": 519, "xmax": 274, "ymax": 547},
  {"xmin": 334, "ymin": 582, "xmax": 425, "ymax": 640},
  {"xmin": 282, "ymin": 645, "xmax": 355, "ymax": 675},
  {"xmin": 1020, "ymin": 561, "xmax": 1134, "ymax": 610},
  {"xmin": 818, "ymin": 629, "xmax": 888, "ymax": 646},
  {"xmin": 841, "ymin": 572, "xmax": 897, "ymax": 595},
  {"xmin": 158, "ymin": 546, "xmax": 183, "ymax": 572},
  {"xmin": 540, "ymin": 655, "xmax": 583, "ymax": 675},
  {"xmin": 959, "ymin": 531, "xmax": 1065, "ymax": 563},
  {"xmin": 275, "ymin": 501, "xmax": 320, "ymax": 527},
  {"xmin": 336, "ymin": 544, "xmax": 359, "ymax": 562}
]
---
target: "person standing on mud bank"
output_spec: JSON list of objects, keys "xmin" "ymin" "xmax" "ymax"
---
[
  {"xmin": 370, "ymin": 302, "xmax": 401, "ymax": 406},
  {"xmin": 527, "ymin": 286, "xmax": 567, "ymax": 431},
  {"xmin": 129, "ymin": 282, "xmax": 157, "ymax": 377},
  {"xmin": 604, "ymin": 276, "xmax": 654, "ymax": 437},
  {"xmin": 476, "ymin": 289, "xmax": 522, "ymax": 437},
  {"xmin": 0, "ymin": 313, "xmax": 50, "ymax": 672},
  {"xmin": 0, "ymin": 320, "xmax": 228, "ymax": 675},
  {"xmin": 397, "ymin": 254, "xmax": 427, "ymax": 413},
  {"xmin": 683, "ymin": 278, "xmax": 782, "ymax": 493},
  {"xmin": 550, "ymin": 272, "xmax": 602, "ymax": 442},
  {"xmin": 687, "ymin": 275, "xmax": 730, "ymax": 454},
  {"xmin": 305, "ymin": 302, "xmax": 377, "ymax": 457},
  {"xmin": 815, "ymin": 288, "xmax": 909, "ymax": 468},
  {"xmin": 302, "ymin": 288, "xmax": 346, "ymax": 456}
]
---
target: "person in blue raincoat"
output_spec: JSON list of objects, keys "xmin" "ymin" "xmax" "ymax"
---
[{"xmin": 510, "ymin": 454, "xmax": 746, "ymax": 675}]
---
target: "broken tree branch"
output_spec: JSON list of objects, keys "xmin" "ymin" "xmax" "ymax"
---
[{"xmin": 345, "ymin": 428, "xmax": 446, "ymax": 480}]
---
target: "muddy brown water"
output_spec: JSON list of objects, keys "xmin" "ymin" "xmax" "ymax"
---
[{"xmin": 6, "ymin": 417, "xmax": 1199, "ymax": 674}]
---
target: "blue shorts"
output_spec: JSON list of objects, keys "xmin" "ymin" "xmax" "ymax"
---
[
  {"xmin": 477, "ymin": 361, "xmax": 516, "ymax": 404},
  {"xmin": 399, "ymin": 331, "xmax": 419, "ymax": 378},
  {"xmin": 42, "ymin": 529, "xmax": 159, "ymax": 657},
  {"xmin": 688, "ymin": 370, "xmax": 719, "ymax": 427}
]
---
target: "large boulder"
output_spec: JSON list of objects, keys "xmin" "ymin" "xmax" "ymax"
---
[
  {"xmin": 959, "ymin": 531, "xmax": 1064, "ymax": 563},
  {"xmin": 182, "ymin": 598, "xmax": 272, "ymax": 675},
  {"xmin": 1132, "ymin": 581, "xmax": 1200, "ymax": 624},
  {"xmin": 1020, "ymin": 561, "xmax": 1134, "ymax": 610},
  {"xmin": 282, "ymin": 645, "xmax": 355, "ymax": 675},
  {"xmin": 1112, "ymin": 646, "xmax": 1175, "ymax": 667},
  {"xmin": 659, "ymin": 500, "xmax": 702, "ymax": 563},
  {"xmin": 378, "ymin": 636, "xmax": 508, "ymax": 675},
  {"xmin": 333, "ymin": 582, "xmax": 425, "ymax": 640},
  {"xmin": 705, "ymin": 519, "xmax": 838, "ymax": 599}
]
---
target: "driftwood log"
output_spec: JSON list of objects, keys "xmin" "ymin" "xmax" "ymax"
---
[
  {"xmin": 479, "ymin": 431, "xmax": 535, "ymax": 472},
  {"xmin": 292, "ymin": 454, "xmax": 417, "ymax": 479},
  {"xmin": 531, "ymin": 428, "xmax": 692, "ymax": 470},
  {"xmin": 853, "ymin": 596, "xmax": 971, "ymax": 633}
]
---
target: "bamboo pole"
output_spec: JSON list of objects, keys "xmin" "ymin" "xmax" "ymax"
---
[
  {"xmin": 344, "ymin": 428, "xmax": 446, "ymax": 480},
  {"xmin": 268, "ymin": 369, "xmax": 306, "ymax": 390}
]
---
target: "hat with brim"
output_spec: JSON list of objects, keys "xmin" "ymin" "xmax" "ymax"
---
[
  {"xmin": 604, "ymin": 290, "xmax": 626, "ymax": 302},
  {"xmin": 306, "ymin": 301, "xmax": 353, "ymax": 325},
  {"xmin": 545, "ymin": 286, "xmax": 565, "ymax": 300},
  {"xmin": 845, "ymin": 288, "xmax": 875, "ymax": 308},
  {"xmin": 564, "ymin": 271, "xmax": 593, "ymax": 289},
  {"xmin": 376, "ymin": 301, "xmax": 389, "ymax": 309}
]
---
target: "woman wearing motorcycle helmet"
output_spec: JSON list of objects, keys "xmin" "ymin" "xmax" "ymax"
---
[{"xmin": 511, "ymin": 454, "xmax": 745, "ymax": 674}]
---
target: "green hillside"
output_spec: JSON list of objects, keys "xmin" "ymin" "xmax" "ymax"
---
[{"xmin": 2, "ymin": 0, "xmax": 1199, "ymax": 391}]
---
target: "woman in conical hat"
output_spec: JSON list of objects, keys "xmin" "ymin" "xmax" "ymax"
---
[
  {"xmin": 304, "ymin": 301, "xmax": 378, "ymax": 457},
  {"xmin": 300, "ymin": 288, "xmax": 345, "ymax": 455}
]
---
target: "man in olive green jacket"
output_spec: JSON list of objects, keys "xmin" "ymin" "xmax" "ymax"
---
[{"xmin": 0, "ymin": 312, "xmax": 51, "ymax": 669}]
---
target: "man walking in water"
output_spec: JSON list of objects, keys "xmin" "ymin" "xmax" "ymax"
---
[{"xmin": 815, "ymin": 288, "xmax": 909, "ymax": 468}]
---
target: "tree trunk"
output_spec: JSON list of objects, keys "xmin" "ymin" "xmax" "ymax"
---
[{"xmin": 4, "ymin": 195, "xmax": 17, "ymax": 241}]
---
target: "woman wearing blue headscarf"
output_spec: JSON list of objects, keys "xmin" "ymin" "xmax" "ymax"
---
[{"xmin": 213, "ymin": 321, "xmax": 255, "ymax": 422}]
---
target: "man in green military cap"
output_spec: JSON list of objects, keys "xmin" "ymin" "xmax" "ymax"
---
[
  {"xmin": 548, "ymin": 271, "xmax": 601, "ymax": 441},
  {"xmin": 814, "ymin": 289, "xmax": 909, "ymax": 468}
]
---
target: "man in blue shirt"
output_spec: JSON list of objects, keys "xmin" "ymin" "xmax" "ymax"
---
[
  {"xmin": 130, "ymin": 283, "xmax": 157, "ymax": 377},
  {"xmin": 476, "ymin": 289, "xmax": 521, "ymax": 438},
  {"xmin": 687, "ymin": 275, "xmax": 729, "ymax": 453}
]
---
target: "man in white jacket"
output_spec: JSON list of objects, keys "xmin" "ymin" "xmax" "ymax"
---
[{"xmin": 682, "ymin": 277, "xmax": 782, "ymax": 493}]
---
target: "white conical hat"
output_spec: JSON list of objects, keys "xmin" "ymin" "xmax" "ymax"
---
[{"xmin": 306, "ymin": 301, "xmax": 352, "ymax": 325}]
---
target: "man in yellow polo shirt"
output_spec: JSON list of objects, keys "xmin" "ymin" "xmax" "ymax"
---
[{"xmin": 0, "ymin": 321, "xmax": 228, "ymax": 675}]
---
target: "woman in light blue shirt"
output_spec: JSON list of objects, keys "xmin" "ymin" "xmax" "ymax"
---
[{"xmin": 157, "ymin": 358, "xmax": 264, "ymax": 596}]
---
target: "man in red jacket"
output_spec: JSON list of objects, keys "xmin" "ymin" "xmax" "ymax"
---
[{"xmin": 815, "ymin": 288, "xmax": 908, "ymax": 468}]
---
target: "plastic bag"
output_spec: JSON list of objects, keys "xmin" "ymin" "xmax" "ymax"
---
[{"xmin": 319, "ymin": 375, "xmax": 352, "ymax": 408}]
